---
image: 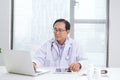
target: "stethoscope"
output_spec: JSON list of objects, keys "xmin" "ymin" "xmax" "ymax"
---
[{"xmin": 51, "ymin": 42, "xmax": 71, "ymax": 61}]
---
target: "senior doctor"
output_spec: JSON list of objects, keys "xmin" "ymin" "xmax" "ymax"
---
[{"xmin": 32, "ymin": 19, "xmax": 87, "ymax": 72}]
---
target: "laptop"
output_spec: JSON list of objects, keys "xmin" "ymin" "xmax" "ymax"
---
[{"xmin": 3, "ymin": 50, "xmax": 49, "ymax": 76}]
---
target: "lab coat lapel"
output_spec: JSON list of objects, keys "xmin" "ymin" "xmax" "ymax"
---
[
  {"xmin": 51, "ymin": 40, "xmax": 59, "ymax": 67},
  {"xmin": 52, "ymin": 42, "xmax": 59, "ymax": 55},
  {"xmin": 51, "ymin": 38, "xmax": 59, "ymax": 53}
]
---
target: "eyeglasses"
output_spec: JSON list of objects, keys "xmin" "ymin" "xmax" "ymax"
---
[{"xmin": 53, "ymin": 29, "xmax": 66, "ymax": 33}]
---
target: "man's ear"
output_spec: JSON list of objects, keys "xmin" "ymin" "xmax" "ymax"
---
[{"xmin": 67, "ymin": 30, "xmax": 70, "ymax": 34}]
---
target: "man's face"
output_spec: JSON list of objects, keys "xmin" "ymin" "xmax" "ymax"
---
[{"xmin": 53, "ymin": 22, "xmax": 70, "ymax": 42}]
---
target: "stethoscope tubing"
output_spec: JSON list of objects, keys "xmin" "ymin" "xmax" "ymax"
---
[{"xmin": 51, "ymin": 43, "xmax": 71, "ymax": 60}]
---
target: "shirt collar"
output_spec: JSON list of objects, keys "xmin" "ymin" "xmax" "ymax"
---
[{"xmin": 55, "ymin": 39, "xmax": 65, "ymax": 48}]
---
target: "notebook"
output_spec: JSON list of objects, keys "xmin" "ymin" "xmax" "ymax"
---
[{"xmin": 3, "ymin": 50, "xmax": 49, "ymax": 76}]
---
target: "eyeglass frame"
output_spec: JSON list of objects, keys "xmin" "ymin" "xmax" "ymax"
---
[{"xmin": 53, "ymin": 28, "xmax": 67, "ymax": 33}]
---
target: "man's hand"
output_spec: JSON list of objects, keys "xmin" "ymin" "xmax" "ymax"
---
[
  {"xmin": 67, "ymin": 62, "xmax": 81, "ymax": 72},
  {"xmin": 33, "ymin": 62, "xmax": 37, "ymax": 71}
]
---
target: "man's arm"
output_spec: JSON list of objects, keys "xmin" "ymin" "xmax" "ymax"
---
[{"xmin": 32, "ymin": 43, "xmax": 47, "ymax": 69}]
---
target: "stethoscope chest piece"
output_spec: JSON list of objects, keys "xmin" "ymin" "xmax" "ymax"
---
[{"xmin": 65, "ymin": 56, "xmax": 69, "ymax": 60}]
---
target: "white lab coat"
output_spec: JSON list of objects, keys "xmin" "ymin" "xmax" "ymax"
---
[{"xmin": 32, "ymin": 37, "xmax": 88, "ymax": 69}]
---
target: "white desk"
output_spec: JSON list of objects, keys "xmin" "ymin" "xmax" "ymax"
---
[
  {"xmin": 0, "ymin": 66, "xmax": 118, "ymax": 80},
  {"xmin": 107, "ymin": 68, "xmax": 120, "ymax": 80}
]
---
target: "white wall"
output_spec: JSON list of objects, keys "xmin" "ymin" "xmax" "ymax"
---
[
  {"xmin": 0, "ymin": 0, "xmax": 11, "ymax": 50},
  {"xmin": 109, "ymin": 0, "xmax": 120, "ymax": 67},
  {"xmin": 0, "ymin": 0, "xmax": 11, "ymax": 65}
]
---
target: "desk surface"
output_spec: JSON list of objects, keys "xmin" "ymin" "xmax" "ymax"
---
[{"xmin": 0, "ymin": 66, "xmax": 119, "ymax": 80}]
